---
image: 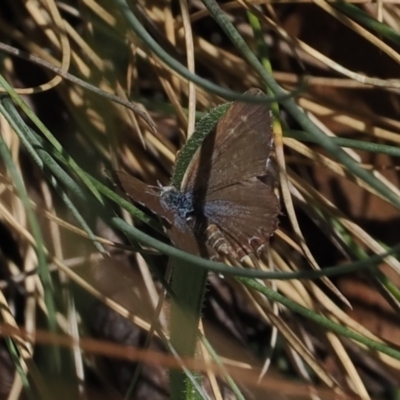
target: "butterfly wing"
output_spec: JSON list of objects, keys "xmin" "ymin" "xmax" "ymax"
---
[
  {"xmin": 180, "ymin": 88, "xmax": 278, "ymax": 259},
  {"xmin": 181, "ymin": 88, "xmax": 272, "ymax": 195},
  {"xmin": 115, "ymin": 88, "xmax": 277, "ymax": 260},
  {"xmin": 202, "ymin": 178, "xmax": 279, "ymax": 259},
  {"xmin": 114, "ymin": 171, "xmax": 173, "ymax": 223},
  {"xmin": 166, "ymin": 214, "xmax": 217, "ymax": 259}
]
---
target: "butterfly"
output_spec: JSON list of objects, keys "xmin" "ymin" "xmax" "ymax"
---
[{"xmin": 115, "ymin": 88, "xmax": 280, "ymax": 261}]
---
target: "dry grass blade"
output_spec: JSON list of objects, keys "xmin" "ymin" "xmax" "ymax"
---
[{"xmin": 0, "ymin": 1, "xmax": 400, "ymax": 399}]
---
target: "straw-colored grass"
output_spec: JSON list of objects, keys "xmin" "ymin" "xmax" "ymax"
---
[{"xmin": 0, "ymin": 1, "xmax": 400, "ymax": 399}]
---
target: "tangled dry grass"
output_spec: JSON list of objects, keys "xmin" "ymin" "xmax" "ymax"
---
[{"xmin": 0, "ymin": 1, "xmax": 400, "ymax": 399}]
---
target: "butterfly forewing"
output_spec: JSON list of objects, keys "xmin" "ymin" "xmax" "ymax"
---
[
  {"xmin": 181, "ymin": 88, "xmax": 272, "ymax": 195},
  {"xmin": 114, "ymin": 171, "xmax": 174, "ymax": 223}
]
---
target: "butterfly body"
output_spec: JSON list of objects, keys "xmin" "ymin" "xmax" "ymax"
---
[
  {"xmin": 116, "ymin": 88, "xmax": 280, "ymax": 261},
  {"xmin": 160, "ymin": 187, "xmax": 194, "ymax": 221}
]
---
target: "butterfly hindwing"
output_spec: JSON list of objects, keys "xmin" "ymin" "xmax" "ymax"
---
[{"xmin": 202, "ymin": 178, "xmax": 279, "ymax": 257}]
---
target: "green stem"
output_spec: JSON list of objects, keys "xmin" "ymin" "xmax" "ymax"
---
[{"xmin": 169, "ymin": 258, "xmax": 208, "ymax": 400}]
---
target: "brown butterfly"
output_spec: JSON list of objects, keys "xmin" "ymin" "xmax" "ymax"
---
[{"xmin": 115, "ymin": 88, "xmax": 280, "ymax": 261}]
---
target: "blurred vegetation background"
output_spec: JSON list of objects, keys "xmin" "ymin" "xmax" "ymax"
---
[{"xmin": 1, "ymin": 0, "xmax": 400, "ymax": 399}]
